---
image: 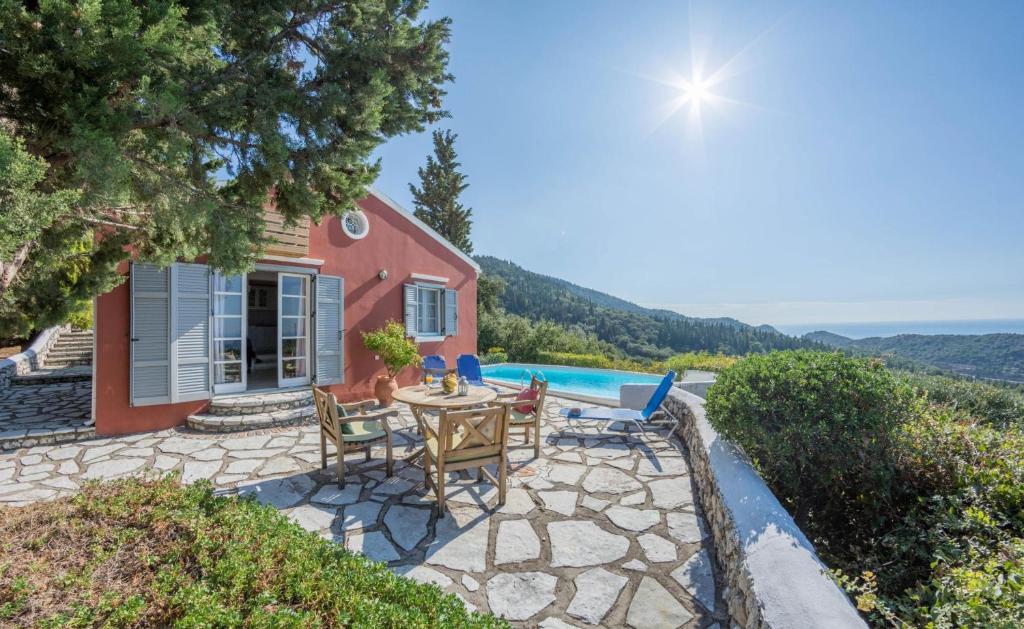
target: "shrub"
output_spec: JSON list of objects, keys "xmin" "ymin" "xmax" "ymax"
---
[
  {"xmin": 481, "ymin": 348, "xmax": 508, "ymax": 365},
  {"xmin": 707, "ymin": 349, "xmax": 1024, "ymax": 626},
  {"xmin": 664, "ymin": 351, "xmax": 737, "ymax": 373},
  {"xmin": 361, "ymin": 321, "xmax": 421, "ymax": 378},
  {"xmin": 535, "ymin": 350, "xmax": 612, "ymax": 369},
  {"xmin": 65, "ymin": 299, "xmax": 93, "ymax": 330},
  {"xmin": 898, "ymin": 371, "xmax": 1024, "ymax": 430},
  {"xmin": 0, "ymin": 477, "xmax": 504, "ymax": 627},
  {"xmin": 705, "ymin": 351, "xmax": 914, "ymax": 541}
]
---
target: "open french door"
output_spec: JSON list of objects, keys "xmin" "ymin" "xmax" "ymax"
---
[
  {"xmin": 278, "ymin": 273, "xmax": 311, "ymax": 387},
  {"xmin": 212, "ymin": 272, "xmax": 247, "ymax": 394}
]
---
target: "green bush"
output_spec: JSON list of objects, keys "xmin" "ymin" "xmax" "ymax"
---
[
  {"xmin": 0, "ymin": 477, "xmax": 504, "ymax": 627},
  {"xmin": 706, "ymin": 350, "xmax": 913, "ymax": 534},
  {"xmin": 664, "ymin": 351, "xmax": 737, "ymax": 373},
  {"xmin": 65, "ymin": 299, "xmax": 93, "ymax": 330},
  {"xmin": 361, "ymin": 321, "xmax": 421, "ymax": 378},
  {"xmin": 707, "ymin": 350, "xmax": 1024, "ymax": 626},
  {"xmin": 480, "ymin": 348, "xmax": 508, "ymax": 365},
  {"xmin": 898, "ymin": 371, "xmax": 1024, "ymax": 430},
  {"xmin": 535, "ymin": 350, "xmax": 612, "ymax": 369}
]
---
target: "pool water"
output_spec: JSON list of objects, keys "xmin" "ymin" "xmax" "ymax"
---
[{"xmin": 481, "ymin": 363, "xmax": 665, "ymax": 400}]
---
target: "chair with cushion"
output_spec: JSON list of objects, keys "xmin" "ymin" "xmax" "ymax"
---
[
  {"xmin": 421, "ymin": 404, "xmax": 511, "ymax": 516},
  {"xmin": 493, "ymin": 374, "xmax": 548, "ymax": 458},
  {"xmin": 311, "ymin": 385, "xmax": 397, "ymax": 487},
  {"xmin": 456, "ymin": 353, "xmax": 486, "ymax": 386}
]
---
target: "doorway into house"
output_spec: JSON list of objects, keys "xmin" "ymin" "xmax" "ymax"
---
[
  {"xmin": 212, "ymin": 268, "xmax": 312, "ymax": 395},
  {"xmin": 246, "ymin": 271, "xmax": 278, "ymax": 390},
  {"xmin": 240, "ymin": 270, "xmax": 311, "ymax": 392}
]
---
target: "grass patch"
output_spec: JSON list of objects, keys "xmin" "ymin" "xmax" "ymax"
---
[{"xmin": 0, "ymin": 477, "xmax": 505, "ymax": 628}]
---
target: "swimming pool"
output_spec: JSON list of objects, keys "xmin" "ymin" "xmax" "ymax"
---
[{"xmin": 481, "ymin": 363, "xmax": 665, "ymax": 401}]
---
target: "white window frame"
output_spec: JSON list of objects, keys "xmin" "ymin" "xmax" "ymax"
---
[{"xmin": 415, "ymin": 284, "xmax": 444, "ymax": 340}]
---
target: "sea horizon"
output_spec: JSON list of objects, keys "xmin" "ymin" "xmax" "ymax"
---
[{"xmin": 773, "ymin": 318, "xmax": 1024, "ymax": 340}]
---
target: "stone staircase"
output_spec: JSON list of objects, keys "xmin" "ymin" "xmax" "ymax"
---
[
  {"xmin": 41, "ymin": 328, "xmax": 93, "ymax": 369},
  {"xmin": 187, "ymin": 389, "xmax": 317, "ymax": 432}
]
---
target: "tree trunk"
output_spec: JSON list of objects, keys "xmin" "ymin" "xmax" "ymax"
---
[{"xmin": 0, "ymin": 242, "xmax": 32, "ymax": 297}]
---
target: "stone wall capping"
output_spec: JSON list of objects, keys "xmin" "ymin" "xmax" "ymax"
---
[
  {"xmin": 0, "ymin": 324, "xmax": 70, "ymax": 390},
  {"xmin": 664, "ymin": 388, "xmax": 866, "ymax": 629}
]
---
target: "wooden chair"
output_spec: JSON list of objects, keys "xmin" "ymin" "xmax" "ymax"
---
[
  {"xmin": 311, "ymin": 386, "xmax": 397, "ymax": 487},
  {"xmin": 422, "ymin": 404, "xmax": 511, "ymax": 516},
  {"xmin": 494, "ymin": 375, "xmax": 548, "ymax": 458}
]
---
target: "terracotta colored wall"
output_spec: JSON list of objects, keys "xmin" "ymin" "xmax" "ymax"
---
[{"xmin": 93, "ymin": 193, "xmax": 477, "ymax": 435}]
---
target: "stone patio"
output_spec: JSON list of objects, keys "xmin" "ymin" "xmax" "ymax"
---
[
  {"xmin": 0, "ymin": 375, "xmax": 93, "ymax": 451},
  {"xmin": 0, "ymin": 393, "xmax": 726, "ymax": 627}
]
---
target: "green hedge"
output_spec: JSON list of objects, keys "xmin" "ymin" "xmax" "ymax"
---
[
  {"xmin": 706, "ymin": 350, "xmax": 1024, "ymax": 627},
  {"xmin": 0, "ymin": 477, "xmax": 505, "ymax": 627},
  {"xmin": 535, "ymin": 350, "xmax": 612, "ymax": 369}
]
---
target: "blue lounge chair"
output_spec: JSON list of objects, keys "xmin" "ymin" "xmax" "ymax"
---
[
  {"xmin": 422, "ymin": 354, "xmax": 448, "ymax": 380},
  {"xmin": 456, "ymin": 353, "xmax": 487, "ymax": 386},
  {"xmin": 559, "ymin": 371, "xmax": 679, "ymax": 436}
]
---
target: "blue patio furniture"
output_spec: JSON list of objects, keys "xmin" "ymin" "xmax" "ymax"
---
[
  {"xmin": 422, "ymin": 354, "xmax": 448, "ymax": 380},
  {"xmin": 456, "ymin": 353, "xmax": 486, "ymax": 385},
  {"xmin": 559, "ymin": 371, "xmax": 680, "ymax": 436}
]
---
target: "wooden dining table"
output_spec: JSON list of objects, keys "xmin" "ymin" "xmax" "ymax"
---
[{"xmin": 392, "ymin": 384, "xmax": 498, "ymax": 463}]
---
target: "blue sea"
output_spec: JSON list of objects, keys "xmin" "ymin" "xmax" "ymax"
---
[{"xmin": 774, "ymin": 319, "xmax": 1024, "ymax": 340}]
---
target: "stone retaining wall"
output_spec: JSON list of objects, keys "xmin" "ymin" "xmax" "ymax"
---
[
  {"xmin": 0, "ymin": 324, "xmax": 68, "ymax": 389},
  {"xmin": 663, "ymin": 388, "xmax": 866, "ymax": 628}
]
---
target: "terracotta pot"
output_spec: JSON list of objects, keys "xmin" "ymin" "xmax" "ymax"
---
[{"xmin": 374, "ymin": 375, "xmax": 399, "ymax": 406}]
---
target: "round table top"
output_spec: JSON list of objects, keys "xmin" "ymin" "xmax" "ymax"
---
[{"xmin": 393, "ymin": 384, "xmax": 497, "ymax": 409}]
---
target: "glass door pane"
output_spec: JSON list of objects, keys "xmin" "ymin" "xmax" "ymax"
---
[
  {"xmin": 278, "ymin": 273, "xmax": 309, "ymax": 387},
  {"xmin": 213, "ymin": 273, "xmax": 246, "ymax": 394}
]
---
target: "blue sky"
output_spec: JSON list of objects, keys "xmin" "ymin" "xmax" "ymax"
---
[{"xmin": 372, "ymin": 1, "xmax": 1024, "ymax": 326}]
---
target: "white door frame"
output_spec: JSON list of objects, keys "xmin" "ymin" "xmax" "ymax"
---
[
  {"xmin": 211, "ymin": 272, "xmax": 247, "ymax": 394},
  {"xmin": 277, "ymin": 272, "xmax": 312, "ymax": 388}
]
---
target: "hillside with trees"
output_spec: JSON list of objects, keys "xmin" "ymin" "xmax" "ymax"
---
[
  {"xmin": 476, "ymin": 256, "xmax": 820, "ymax": 360},
  {"xmin": 806, "ymin": 331, "xmax": 1024, "ymax": 383}
]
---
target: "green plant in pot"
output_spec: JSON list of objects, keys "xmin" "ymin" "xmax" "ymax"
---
[{"xmin": 362, "ymin": 321, "xmax": 422, "ymax": 406}]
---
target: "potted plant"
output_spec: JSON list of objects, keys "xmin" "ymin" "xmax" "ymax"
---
[{"xmin": 362, "ymin": 321, "xmax": 422, "ymax": 406}]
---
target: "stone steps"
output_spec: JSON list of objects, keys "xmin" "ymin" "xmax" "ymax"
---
[
  {"xmin": 207, "ymin": 389, "xmax": 313, "ymax": 415},
  {"xmin": 42, "ymin": 357, "xmax": 93, "ymax": 368},
  {"xmin": 40, "ymin": 328, "xmax": 94, "ymax": 370},
  {"xmin": 0, "ymin": 423, "xmax": 96, "ymax": 451},
  {"xmin": 10, "ymin": 367, "xmax": 92, "ymax": 386},
  {"xmin": 45, "ymin": 349, "xmax": 93, "ymax": 361},
  {"xmin": 187, "ymin": 404, "xmax": 318, "ymax": 432}
]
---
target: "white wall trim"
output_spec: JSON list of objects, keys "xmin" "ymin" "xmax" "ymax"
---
[
  {"xmin": 260, "ymin": 255, "xmax": 324, "ymax": 266},
  {"xmin": 368, "ymin": 187, "xmax": 481, "ymax": 275},
  {"xmin": 411, "ymin": 273, "xmax": 450, "ymax": 284}
]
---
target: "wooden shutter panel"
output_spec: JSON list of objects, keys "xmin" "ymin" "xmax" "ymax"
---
[
  {"xmin": 404, "ymin": 283, "xmax": 418, "ymax": 337},
  {"xmin": 130, "ymin": 263, "xmax": 171, "ymax": 406},
  {"xmin": 316, "ymin": 274, "xmax": 344, "ymax": 385},
  {"xmin": 172, "ymin": 263, "xmax": 211, "ymax": 402},
  {"xmin": 444, "ymin": 288, "xmax": 458, "ymax": 336}
]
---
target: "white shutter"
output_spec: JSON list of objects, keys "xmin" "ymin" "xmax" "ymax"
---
[
  {"xmin": 171, "ymin": 263, "xmax": 211, "ymax": 402},
  {"xmin": 316, "ymin": 274, "xmax": 344, "ymax": 385},
  {"xmin": 404, "ymin": 283, "xmax": 418, "ymax": 337},
  {"xmin": 444, "ymin": 288, "xmax": 458, "ymax": 336},
  {"xmin": 130, "ymin": 263, "xmax": 171, "ymax": 406}
]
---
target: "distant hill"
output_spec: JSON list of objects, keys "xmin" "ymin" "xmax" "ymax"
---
[
  {"xmin": 803, "ymin": 330, "xmax": 855, "ymax": 348},
  {"xmin": 477, "ymin": 256, "xmax": 819, "ymax": 359},
  {"xmin": 805, "ymin": 331, "xmax": 1024, "ymax": 383}
]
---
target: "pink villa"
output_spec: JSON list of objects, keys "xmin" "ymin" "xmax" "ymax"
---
[{"xmin": 92, "ymin": 189, "xmax": 479, "ymax": 436}]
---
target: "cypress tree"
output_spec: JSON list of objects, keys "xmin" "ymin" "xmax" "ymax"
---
[{"xmin": 409, "ymin": 129, "xmax": 474, "ymax": 254}]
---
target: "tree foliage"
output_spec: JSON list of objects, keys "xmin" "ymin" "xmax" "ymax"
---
[
  {"xmin": 361, "ymin": 321, "xmax": 421, "ymax": 378},
  {"xmin": 477, "ymin": 255, "xmax": 820, "ymax": 359},
  {"xmin": 409, "ymin": 129, "xmax": 473, "ymax": 254},
  {"xmin": 0, "ymin": 0, "xmax": 452, "ymax": 336}
]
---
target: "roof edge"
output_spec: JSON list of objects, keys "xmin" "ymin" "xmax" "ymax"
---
[{"xmin": 367, "ymin": 186, "xmax": 481, "ymax": 275}]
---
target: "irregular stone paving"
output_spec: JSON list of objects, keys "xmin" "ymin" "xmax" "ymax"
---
[
  {"xmin": 0, "ymin": 378, "xmax": 93, "ymax": 451},
  {"xmin": 0, "ymin": 393, "xmax": 728, "ymax": 627}
]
